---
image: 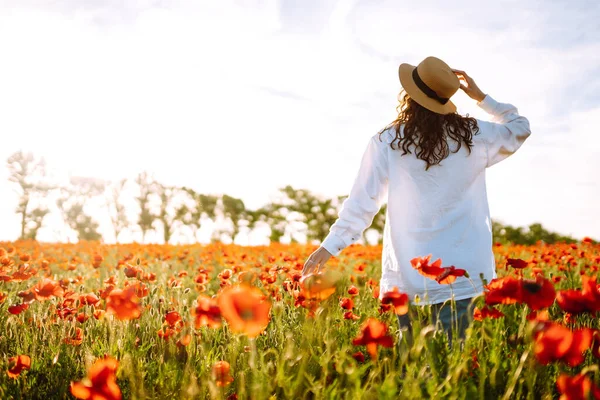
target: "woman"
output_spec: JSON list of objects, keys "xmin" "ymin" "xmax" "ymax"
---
[{"xmin": 301, "ymin": 56, "xmax": 531, "ymax": 345}]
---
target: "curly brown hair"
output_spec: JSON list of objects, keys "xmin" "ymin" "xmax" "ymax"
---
[{"xmin": 379, "ymin": 89, "xmax": 480, "ymax": 170}]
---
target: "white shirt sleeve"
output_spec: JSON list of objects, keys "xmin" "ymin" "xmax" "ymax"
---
[
  {"xmin": 320, "ymin": 134, "xmax": 389, "ymax": 256},
  {"xmin": 476, "ymin": 94, "xmax": 532, "ymax": 168}
]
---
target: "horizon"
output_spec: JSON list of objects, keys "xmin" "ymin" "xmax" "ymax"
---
[{"xmin": 1, "ymin": 0, "xmax": 599, "ymax": 243}]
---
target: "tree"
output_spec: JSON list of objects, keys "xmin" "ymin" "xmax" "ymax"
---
[
  {"xmin": 153, "ymin": 183, "xmax": 188, "ymax": 244},
  {"xmin": 249, "ymin": 203, "xmax": 287, "ymax": 243},
  {"xmin": 278, "ymin": 185, "xmax": 342, "ymax": 243},
  {"xmin": 56, "ymin": 177, "xmax": 105, "ymax": 241},
  {"xmin": 7, "ymin": 151, "xmax": 52, "ymax": 240},
  {"xmin": 105, "ymin": 179, "xmax": 130, "ymax": 243},
  {"xmin": 491, "ymin": 219, "xmax": 577, "ymax": 245},
  {"xmin": 181, "ymin": 188, "xmax": 218, "ymax": 242},
  {"xmin": 221, "ymin": 194, "xmax": 246, "ymax": 242},
  {"xmin": 135, "ymin": 172, "xmax": 155, "ymax": 243}
]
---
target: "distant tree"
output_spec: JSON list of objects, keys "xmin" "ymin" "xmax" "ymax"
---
[
  {"xmin": 248, "ymin": 203, "xmax": 287, "ymax": 243},
  {"xmin": 221, "ymin": 194, "xmax": 246, "ymax": 241},
  {"xmin": 135, "ymin": 172, "xmax": 156, "ymax": 243},
  {"xmin": 153, "ymin": 183, "xmax": 188, "ymax": 244},
  {"xmin": 278, "ymin": 185, "xmax": 342, "ymax": 242},
  {"xmin": 105, "ymin": 179, "xmax": 130, "ymax": 243},
  {"xmin": 182, "ymin": 188, "xmax": 218, "ymax": 241},
  {"xmin": 56, "ymin": 176, "xmax": 105, "ymax": 241},
  {"xmin": 7, "ymin": 151, "xmax": 53, "ymax": 240},
  {"xmin": 492, "ymin": 219, "xmax": 577, "ymax": 245}
]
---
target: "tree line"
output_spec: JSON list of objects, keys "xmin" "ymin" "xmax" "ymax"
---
[{"xmin": 6, "ymin": 151, "xmax": 582, "ymax": 245}]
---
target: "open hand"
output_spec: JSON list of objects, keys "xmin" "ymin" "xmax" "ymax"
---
[
  {"xmin": 452, "ymin": 69, "xmax": 486, "ymax": 102},
  {"xmin": 302, "ymin": 247, "xmax": 332, "ymax": 276}
]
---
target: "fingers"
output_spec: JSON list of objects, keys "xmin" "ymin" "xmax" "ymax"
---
[
  {"xmin": 302, "ymin": 259, "xmax": 317, "ymax": 275},
  {"xmin": 459, "ymin": 83, "xmax": 468, "ymax": 91},
  {"xmin": 452, "ymin": 69, "xmax": 468, "ymax": 77},
  {"xmin": 302, "ymin": 256, "xmax": 328, "ymax": 275}
]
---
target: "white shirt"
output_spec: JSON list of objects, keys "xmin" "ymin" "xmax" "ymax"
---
[{"xmin": 321, "ymin": 94, "xmax": 531, "ymax": 305}]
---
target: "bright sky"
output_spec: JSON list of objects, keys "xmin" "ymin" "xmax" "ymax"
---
[{"xmin": 1, "ymin": 0, "xmax": 599, "ymax": 243}]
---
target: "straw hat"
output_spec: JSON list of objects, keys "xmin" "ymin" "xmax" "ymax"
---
[{"xmin": 398, "ymin": 56, "xmax": 460, "ymax": 115}]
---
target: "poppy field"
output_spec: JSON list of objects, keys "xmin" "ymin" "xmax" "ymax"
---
[{"xmin": 1, "ymin": 239, "xmax": 600, "ymax": 400}]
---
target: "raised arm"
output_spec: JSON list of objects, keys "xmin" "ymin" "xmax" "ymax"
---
[
  {"xmin": 476, "ymin": 95, "xmax": 532, "ymax": 167},
  {"xmin": 452, "ymin": 68, "xmax": 531, "ymax": 168}
]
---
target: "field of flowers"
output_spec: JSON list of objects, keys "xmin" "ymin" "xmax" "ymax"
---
[{"xmin": 1, "ymin": 239, "xmax": 599, "ymax": 399}]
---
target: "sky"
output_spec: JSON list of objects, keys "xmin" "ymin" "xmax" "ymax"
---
[{"xmin": 1, "ymin": 0, "xmax": 599, "ymax": 243}]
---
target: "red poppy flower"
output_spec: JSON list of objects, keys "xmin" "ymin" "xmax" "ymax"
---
[
  {"xmin": 344, "ymin": 311, "xmax": 360, "ymax": 320},
  {"xmin": 556, "ymin": 373, "xmax": 600, "ymax": 400},
  {"xmin": 352, "ymin": 351, "xmax": 365, "ymax": 363},
  {"xmin": 434, "ymin": 266, "xmax": 467, "ymax": 284},
  {"xmin": 79, "ymin": 293, "xmax": 100, "ymax": 307},
  {"xmin": 506, "ymin": 258, "xmax": 528, "ymax": 269},
  {"xmin": 410, "ymin": 255, "xmax": 467, "ymax": 284},
  {"xmin": 106, "ymin": 287, "xmax": 142, "ymax": 321},
  {"xmin": 299, "ymin": 270, "xmax": 341, "ymax": 301},
  {"xmin": 157, "ymin": 327, "xmax": 177, "ymax": 341},
  {"xmin": 381, "ymin": 287, "xmax": 409, "ymax": 316},
  {"xmin": 193, "ymin": 295, "xmax": 222, "ymax": 329},
  {"xmin": 352, "ymin": 318, "xmax": 394, "ymax": 361},
  {"xmin": 473, "ymin": 306, "xmax": 505, "ymax": 321},
  {"xmin": 70, "ymin": 357, "xmax": 121, "ymax": 400},
  {"xmin": 64, "ymin": 327, "xmax": 84, "ymax": 346},
  {"xmin": 165, "ymin": 311, "xmax": 183, "ymax": 328},
  {"xmin": 348, "ymin": 285, "xmax": 359, "ymax": 296},
  {"xmin": 217, "ymin": 284, "xmax": 271, "ymax": 338},
  {"xmin": 533, "ymin": 322, "xmax": 593, "ymax": 367},
  {"xmin": 212, "ymin": 361, "xmax": 234, "ymax": 387},
  {"xmin": 485, "ymin": 275, "xmax": 556, "ymax": 310},
  {"xmin": 8, "ymin": 303, "xmax": 29, "ymax": 315},
  {"xmin": 32, "ymin": 278, "xmax": 64, "ymax": 301},
  {"xmin": 339, "ymin": 297, "xmax": 354, "ymax": 310},
  {"xmin": 557, "ymin": 275, "xmax": 600, "ymax": 315},
  {"xmin": 176, "ymin": 334, "xmax": 192, "ymax": 347},
  {"xmin": 7, "ymin": 355, "xmax": 31, "ymax": 378},
  {"xmin": 411, "ymin": 255, "xmax": 443, "ymax": 279}
]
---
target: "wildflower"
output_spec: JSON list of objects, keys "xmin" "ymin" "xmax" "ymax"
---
[
  {"xmin": 352, "ymin": 318, "xmax": 394, "ymax": 361},
  {"xmin": 193, "ymin": 295, "xmax": 222, "ymax": 329},
  {"xmin": 347, "ymin": 285, "xmax": 359, "ymax": 296},
  {"xmin": 217, "ymin": 284, "xmax": 271, "ymax": 338},
  {"xmin": 299, "ymin": 270, "xmax": 341, "ymax": 301},
  {"xmin": 410, "ymin": 255, "xmax": 466, "ymax": 284},
  {"xmin": 556, "ymin": 373, "xmax": 600, "ymax": 400},
  {"xmin": 7, "ymin": 355, "xmax": 31, "ymax": 378},
  {"xmin": 473, "ymin": 306, "xmax": 505, "ymax": 321},
  {"xmin": 8, "ymin": 303, "xmax": 29, "ymax": 315},
  {"xmin": 556, "ymin": 275, "xmax": 600, "ymax": 314},
  {"xmin": 31, "ymin": 278, "xmax": 64, "ymax": 301},
  {"xmin": 64, "ymin": 328, "xmax": 84, "ymax": 346},
  {"xmin": 106, "ymin": 287, "xmax": 142, "ymax": 321},
  {"xmin": 339, "ymin": 297, "xmax": 354, "ymax": 310},
  {"xmin": 533, "ymin": 322, "xmax": 593, "ymax": 367},
  {"xmin": 70, "ymin": 357, "xmax": 121, "ymax": 400},
  {"xmin": 352, "ymin": 351, "xmax": 365, "ymax": 363},
  {"xmin": 485, "ymin": 275, "xmax": 555, "ymax": 310},
  {"xmin": 212, "ymin": 361, "xmax": 234, "ymax": 387},
  {"xmin": 380, "ymin": 287, "xmax": 409, "ymax": 315},
  {"xmin": 506, "ymin": 258, "xmax": 528, "ymax": 269}
]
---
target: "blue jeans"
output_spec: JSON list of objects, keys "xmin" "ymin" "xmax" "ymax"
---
[{"xmin": 397, "ymin": 297, "xmax": 474, "ymax": 347}]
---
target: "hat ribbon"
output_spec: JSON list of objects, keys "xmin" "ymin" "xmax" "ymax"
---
[{"xmin": 412, "ymin": 68, "xmax": 450, "ymax": 105}]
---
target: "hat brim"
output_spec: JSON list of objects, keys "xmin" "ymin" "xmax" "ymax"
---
[{"xmin": 398, "ymin": 63, "xmax": 457, "ymax": 115}]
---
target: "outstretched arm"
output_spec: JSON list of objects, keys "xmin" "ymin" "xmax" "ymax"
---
[{"xmin": 302, "ymin": 133, "xmax": 389, "ymax": 276}]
